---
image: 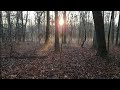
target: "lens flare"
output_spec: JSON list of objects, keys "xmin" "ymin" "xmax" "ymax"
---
[{"xmin": 59, "ymin": 18, "xmax": 64, "ymax": 26}]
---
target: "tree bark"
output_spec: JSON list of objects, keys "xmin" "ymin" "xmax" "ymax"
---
[
  {"xmin": 78, "ymin": 12, "xmax": 81, "ymax": 44},
  {"xmin": 55, "ymin": 11, "xmax": 60, "ymax": 52},
  {"xmin": 92, "ymin": 31, "xmax": 98, "ymax": 49},
  {"xmin": 115, "ymin": 11, "xmax": 120, "ymax": 46},
  {"xmin": 107, "ymin": 11, "xmax": 112, "ymax": 52},
  {"xmin": 45, "ymin": 11, "xmax": 50, "ymax": 44},
  {"xmin": 15, "ymin": 11, "xmax": 20, "ymax": 41},
  {"xmin": 0, "ymin": 11, "xmax": 3, "ymax": 42},
  {"xmin": 81, "ymin": 13, "xmax": 87, "ymax": 48},
  {"xmin": 7, "ymin": 11, "xmax": 12, "ymax": 42},
  {"xmin": 63, "ymin": 11, "xmax": 66, "ymax": 44},
  {"xmin": 20, "ymin": 11, "xmax": 24, "ymax": 42},
  {"xmin": 0, "ymin": 11, "xmax": 2, "ymax": 79},
  {"xmin": 23, "ymin": 11, "xmax": 28, "ymax": 42},
  {"xmin": 111, "ymin": 11, "xmax": 114, "ymax": 44},
  {"xmin": 92, "ymin": 11, "xmax": 107, "ymax": 56}
]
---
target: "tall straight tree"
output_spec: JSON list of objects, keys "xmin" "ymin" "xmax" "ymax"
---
[
  {"xmin": 0, "ymin": 11, "xmax": 3, "ymax": 42},
  {"xmin": 81, "ymin": 12, "xmax": 87, "ymax": 47},
  {"xmin": 23, "ymin": 11, "xmax": 28, "ymax": 42},
  {"xmin": 92, "ymin": 11, "xmax": 107, "ymax": 56},
  {"xmin": 6, "ymin": 11, "xmax": 12, "ymax": 42},
  {"xmin": 55, "ymin": 11, "xmax": 60, "ymax": 52},
  {"xmin": 107, "ymin": 11, "xmax": 112, "ymax": 52},
  {"xmin": 6, "ymin": 11, "xmax": 13, "ymax": 57},
  {"xmin": 36, "ymin": 11, "xmax": 44, "ymax": 43},
  {"xmin": 115, "ymin": 11, "xmax": 120, "ymax": 46},
  {"xmin": 111, "ymin": 11, "xmax": 114, "ymax": 44},
  {"xmin": 45, "ymin": 11, "xmax": 50, "ymax": 44},
  {"xmin": 92, "ymin": 11, "xmax": 104, "ymax": 49},
  {"xmin": 63, "ymin": 11, "xmax": 66, "ymax": 44},
  {"xmin": 20, "ymin": 11, "xmax": 24, "ymax": 41},
  {"xmin": 0, "ymin": 11, "xmax": 2, "ymax": 79},
  {"xmin": 15, "ymin": 11, "xmax": 20, "ymax": 41}
]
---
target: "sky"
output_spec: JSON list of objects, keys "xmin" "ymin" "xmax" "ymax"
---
[
  {"xmin": 27, "ymin": 11, "xmax": 119, "ymax": 25},
  {"xmin": 2, "ymin": 11, "xmax": 119, "ymax": 26}
]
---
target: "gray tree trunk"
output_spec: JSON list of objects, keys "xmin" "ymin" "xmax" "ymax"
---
[
  {"xmin": 111, "ymin": 11, "xmax": 114, "ymax": 44},
  {"xmin": 116, "ymin": 11, "xmax": 120, "ymax": 46},
  {"xmin": 0, "ymin": 11, "xmax": 3, "ymax": 42},
  {"xmin": 45, "ymin": 11, "xmax": 50, "ymax": 44},
  {"xmin": 92, "ymin": 11, "xmax": 107, "ymax": 56},
  {"xmin": 81, "ymin": 13, "xmax": 87, "ymax": 48},
  {"xmin": 23, "ymin": 11, "xmax": 28, "ymax": 42},
  {"xmin": 55, "ymin": 11, "xmax": 60, "ymax": 52},
  {"xmin": 63, "ymin": 11, "xmax": 66, "ymax": 44},
  {"xmin": 0, "ymin": 11, "xmax": 2, "ymax": 79},
  {"xmin": 107, "ymin": 12, "xmax": 113, "ymax": 52},
  {"xmin": 92, "ymin": 31, "xmax": 98, "ymax": 49}
]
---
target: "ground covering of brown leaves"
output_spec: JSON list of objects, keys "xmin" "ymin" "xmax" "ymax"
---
[{"xmin": 1, "ymin": 42, "xmax": 120, "ymax": 79}]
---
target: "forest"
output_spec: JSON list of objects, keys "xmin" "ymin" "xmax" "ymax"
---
[{"xmin": 0, "ymin": 11, "xmax": 120, "ymax": 79}]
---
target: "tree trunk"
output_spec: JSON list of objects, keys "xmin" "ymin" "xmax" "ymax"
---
[
  {"xmin": 70, "ymin": 20, "xmax": 73, "ymax": 43},
  {"xmin": 0, "ymin": 11, "xmax": 2, "ymax": 79},
  {"xmin": 93, "ymin": 11, "xmax": 104, "ymax": 49},
  {"xmin": 7, "ymin": 11, "xmax": 12, "ymax": 42},
  {"xmin": 63, "ymin": 11, "xmax": 66, "ymax": 44},
  {"xmin": 38, "ymin": 15, "xmax": 40, "ymax": 42},
  {"xmin": 107, "ymin": 12, "xmax": 112, "ymax": 52},
  {"xmin": 81, "ymin": 14, "xmax": 87, "ymax": 48},
  {"xmin": 111, "ymin": 11, "xmax": 114, "ymax": 44},
  {"xmin": 15, "ymin": 11, "xmax": 18, "ymax": 41},
  {"xmin": 7, "ymin": 11, "xmax": 13, "ymax": 57},
  {"xmin": 23, "ymin": 11, "xmax": 28, "ymax": 42},
  {"xmin": 0, "ymin": 11, "xmax": 3, "ymax": 42},
  {"xmin": 20, "ymin": 11, "xmax": 24, "ymax": 41},
  {"xmin": 115, "ymin": 11, "xmax": 120, "ymax": 46},
  {"xmin": 78, "ymin": 12, "xmax": 81, "ymax": 44},
  {"xmin": 37, "ymin": 12, "xmax": 44, "ymax": 43},
  {"xmin": 55, "ymin": 11, "xmax": 60, "ymax": 52},
  {"xmin": 0, "ymin": 36, "xmax": 1, "ymax": 79},
  {"xmin": 92, "ymin": 11, "xmax": 107, "ymax": 56},
  {"xmin": 31, "ymin": 21, "xmax": 34, "ymax": 41},
  {"xmin": 15, "ymin": 11, "xmax": 20, "ymax": 42},
  {"xmin": 45, "ymin": 11, "xmax": 50, "ymax": 44},
  {"xmin": 92, "ymin": 31, "xmax": 98, "ymax": 49},
  {"xmin": 102, "ymin": 11, "xmax": 104, "ymax": 22},
  {"xmin": 78, "ymin": 24, "xmax": 81, "ymax": 44}
]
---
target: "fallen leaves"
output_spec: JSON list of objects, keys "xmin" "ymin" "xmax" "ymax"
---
[{"xmin": 1, "ymin": 43, "xmax": 120, "ymax": 79}]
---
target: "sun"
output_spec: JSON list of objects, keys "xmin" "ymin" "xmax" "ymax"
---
[{"xmin": 59, "ymin": 17, "xmax": 64, "ymax": 26}]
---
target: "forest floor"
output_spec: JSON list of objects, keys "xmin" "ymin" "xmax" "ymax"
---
[{"xmin": 1, "ymin": 42, "xmax": 120, "ymax": 79}]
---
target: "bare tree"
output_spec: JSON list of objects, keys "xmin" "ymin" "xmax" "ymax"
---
[
  {"xmin": 0, "ymin": 11, "xmax": 3, "ymax": 42},
  {"xmin": 0, "ymin": 11, "xmax": 2, "ymax": 79},
  {"xmin": 35, "ymin": 11, "xmax": 44, "ymax": 43},
  {"xmin": 78, "ymin": 11, "xmax": 82, "ymax": 44},
  {"xmin": 92, "ymin": 31, "xmax": 97, "ymax": 49},
  {"xmin": 55, "ymin": 11, "xmax": 60, "ymax": 52},
  {"xmin": 45, "ymin": 11, "xmax": 50, "ymax": 44},
  {"xmin": 81, "ymin": 12, "xmax": 87, "ymax": 47},
  {"xmin": 92, "ymin": 11, "xmax": 107, "ymax": 56},
  {"xmin": 107, "ymin": 11, "xmax": 112, "ymax": 52},
  {"xmin": 111, "ymin": 11, "xmax": 115, "ymax": 44},
  {"xmin": 6, "ymin": 11, "xmax": 13, "ymax": 57},
  {"xmin": 15, "ymin": 11, "xmax": 20, "ymax": 41},
  {"xmin": 63, "ymin": 11, "xmax": 66, "ymax": 44},
  {"xmin": 20, "ymin": 11, "xmax": 24, "ymax": 41},
  {"xmin": 23, "ymin": 11, "xmax": 28, "ymax": 42},
  {"xmin": 115, "ymin": 11, "xmax": 120, "ymax": 46},
  {"xmin": 6, "ymin": 11, "xmax": 12, "ymax": 42}
]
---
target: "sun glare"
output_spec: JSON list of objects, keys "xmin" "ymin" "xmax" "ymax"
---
[{"xmin": 59, "ymin": 17, "xmax": 64, "ymax": 26}]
